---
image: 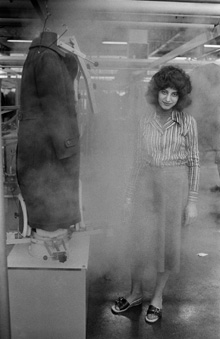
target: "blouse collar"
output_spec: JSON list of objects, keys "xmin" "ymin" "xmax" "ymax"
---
[{"xmin": 146, "ymin": 110, "xmax": 181, "ymax": 124}]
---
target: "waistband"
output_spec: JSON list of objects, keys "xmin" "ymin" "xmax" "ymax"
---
[
  {"xmin": 145, "ymin": 161, "xmax": 187, "ymax": 169},
  {"xmin": 139, "ymin": 163, "xmax": 188, "ymax": 176}
]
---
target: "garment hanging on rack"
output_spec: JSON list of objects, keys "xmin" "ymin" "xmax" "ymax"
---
[{"xmin": 17, "ymin": 31, "xmax": 81, "ymax": 231}]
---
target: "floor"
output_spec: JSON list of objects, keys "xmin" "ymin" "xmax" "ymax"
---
[{"xmin": 85, "ymin": 163, "xmax": 220, "ymax": 339}]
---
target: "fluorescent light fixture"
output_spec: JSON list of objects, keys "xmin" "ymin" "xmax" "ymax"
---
[
  {"xmin": 102, "ymin": 41, "xmax": 128, "ymax": 45},
  {"xmin": 91, "ymin": 76, "xmax": 115, "ymax": 81},
  {"xmin": 174, "ymin": 57, "xmax": 187, "ymax": 60},
  {"xmin": 99, "ymin": 55, "xmax": 127, "ymax": 59},
  {"xmin": 10, "ymin": 53, "xmax": 26, "ymax": 56},
  {"xmin": 143, "ymin": 77, "xmax": 152, "ymax": 83},
  {"xmin": 204, "ymin": 44, "xmax": 220, "ymax": 48},
  {"xmin": 7, "ymin": 39, "xmax": 32, "ymax": 43}
]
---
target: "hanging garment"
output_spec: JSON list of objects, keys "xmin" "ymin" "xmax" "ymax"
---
[{"xmin": 17, "ymin": 31, "xmax": 81, "ymax": 231}]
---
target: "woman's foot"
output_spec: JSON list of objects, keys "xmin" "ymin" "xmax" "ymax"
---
[
  {"xmin": 145, "ymin": 304, "xmax": 162, "ymax": 323},
  {"xmin": 111, "ymin": 294, "xmax": 143, "ymax": 314},
  {"xmin": 145, "ymin": 296, "xmax": 162, "ymax": 323}
]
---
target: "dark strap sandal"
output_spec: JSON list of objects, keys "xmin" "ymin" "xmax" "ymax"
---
[
  {"xmin": 145, "ymin": 304, "xmax": 162, "ymax": 323},
  {"xmin": 111, "ymin": 296, "xmax": 142, "ymax": 314}
]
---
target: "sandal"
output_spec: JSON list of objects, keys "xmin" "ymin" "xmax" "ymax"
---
[
  {"xmin": 145, "ymin": 304, "xmax": 162, "ymax": 323},
  {"xmin": 111, "ymin": 296, "xmax": 143, "ymax": 314}
]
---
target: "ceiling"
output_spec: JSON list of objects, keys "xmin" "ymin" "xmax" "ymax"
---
[{"xmin": 1, "ymin": 0, "xmax": 220, "ymax": 81}]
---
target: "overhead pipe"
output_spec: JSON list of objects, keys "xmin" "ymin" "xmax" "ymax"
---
[
  {"xmin": 100, "ymin": 20, "xmax": 214, "ymax": 29},
  {"xmin": 174, "ymin": 0, "xmax": 220, "ymax": 3},
  {"xmin": 0, "ymin": 79, "xmax": 11, "ymax": 339},
  {"xmin": 89, "ymin": 56, "xmax": 215, "ymax": 70},
  {"xmin": 0, "ymin": 56, "xmax": 25, "ymax": 67},
  {"xmin": 75, "ymin": 0, "xmax": 220, "ymax": 17}
]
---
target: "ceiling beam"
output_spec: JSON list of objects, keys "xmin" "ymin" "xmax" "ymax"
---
[
  {"xmin": 148, "ymin": 33, "xmax": 181, "ymax": 57},
  {"xmin": 156, "ymin": 0, "xmax": 220, "ymax": 3},
  {"xmin": 197, "ymin": 48, "xmax": 220, "ymax": 60},
  {"xmin": 97, "ymin": 19, "xmax": 214, "ymax": 30},
  {"xmin": 143, "ymin": 24, "xmax": 220, "ymax": 71},
  {"xmin": 0, "ymin": 54, "xmax": 217, "ymax": 70},
  {"xmin": 89, "ymin": 57, "xmax": 217, "ymax": 71},
  {"xmin": 80, "ymin": 10, "xmax": 219, "ymax": 24},
  {"xmin": 72, "ymin": 0, "xmax": 220, "ymax": 17},
  {"xmin": 29, "ymin": 0, "xmax": 45, "ymax": 22},
  {"xmin": 0, "ymin": 18, "xmax": 40, "ymax": 24}
]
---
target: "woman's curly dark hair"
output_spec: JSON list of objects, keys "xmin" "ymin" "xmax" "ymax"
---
[{"xmin": 145, "ymin": 65, "xmax": 192, "ymax": 111}]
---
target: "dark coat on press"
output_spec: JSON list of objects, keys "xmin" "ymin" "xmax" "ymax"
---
[{"xmin": 16, "ymin": 32, "xmax": 81, "ymax": 231}]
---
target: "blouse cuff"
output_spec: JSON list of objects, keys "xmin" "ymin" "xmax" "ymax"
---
[{"xmin": 188, "ymin": 191, "xmax": 198, "ymax": 203}]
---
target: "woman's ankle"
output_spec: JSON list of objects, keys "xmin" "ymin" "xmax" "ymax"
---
[
  {"xmin": 126, "ymin": 292, "xmax": 143, "ymax": 303},
  {"xmin": 150, "ymin": 296, "xmax": 163, "ymax": 309}
]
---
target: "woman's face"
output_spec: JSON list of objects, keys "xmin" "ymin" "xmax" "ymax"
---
[{"xmin": 158, "ymin": 87, "xmax": 179, "ymax": 111}]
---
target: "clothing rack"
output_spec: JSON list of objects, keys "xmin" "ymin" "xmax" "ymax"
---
[{"xmin": 58, "ymin": 36, "xmax": 98, "ymax": 115}]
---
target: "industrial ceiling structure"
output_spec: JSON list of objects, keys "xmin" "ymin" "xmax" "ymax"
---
[{"xmin": 1, "ymin": 0, "xmax": 220, "ymax": 81}]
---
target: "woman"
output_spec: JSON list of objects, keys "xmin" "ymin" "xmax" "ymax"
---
[{"xmin": 111, "ymin": 65, "xmax": 200, "ymax": 323}]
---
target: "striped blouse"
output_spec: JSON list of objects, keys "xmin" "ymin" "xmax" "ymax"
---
[{"xmin": 126, "ymin": 110, "xmax": 200, "ymax": 203}]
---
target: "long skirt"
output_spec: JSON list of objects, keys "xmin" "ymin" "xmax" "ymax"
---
[{"xmin": 128, "ymin": 165, "xmax": 188, "ymax": 273}]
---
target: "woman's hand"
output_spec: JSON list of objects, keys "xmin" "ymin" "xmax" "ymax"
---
[{"xmin": 184, "ymin": 201, "xmax": 198, "ymax": 225}]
